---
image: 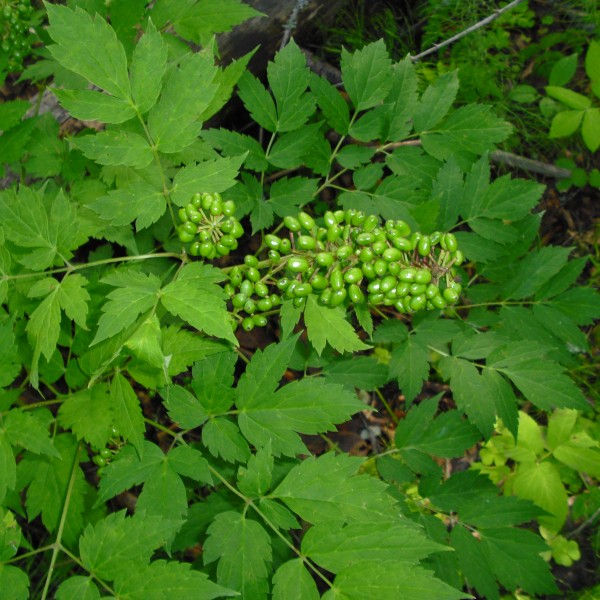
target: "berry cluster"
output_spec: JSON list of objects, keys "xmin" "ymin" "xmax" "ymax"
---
[
  {"xmin": 218, "ymin": 208, "xmax": 464, "ymax": 331},
  {"xmin": 1, "ymin": 1, "xmax": 36, "ymax": 74},
  {"xmin": 176, "ymin": 192, "xmax": 244, "ymax": 258}
]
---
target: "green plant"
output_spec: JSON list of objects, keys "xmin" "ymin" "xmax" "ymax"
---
[
  {"xmin": 0, "ymin": 3, "xmax": 599, "ymax": 599},
  {"xmin": 0, "ymin": 0, "xmax": 41, "ymax": 80}
]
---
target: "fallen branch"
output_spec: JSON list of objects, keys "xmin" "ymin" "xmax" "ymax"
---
[{"xmin": 409, "ymin": 0, "xmax": 526, "ymax": 62}]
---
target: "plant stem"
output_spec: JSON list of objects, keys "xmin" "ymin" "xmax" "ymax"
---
[{"xmin": 40, "ymin": 443, "xmax": 81, "ymax": 600}]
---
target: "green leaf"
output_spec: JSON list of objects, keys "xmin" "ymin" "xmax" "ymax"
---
[
  {"xmin": 79, "ymin": 511, "xmax": 180, "ymax": 581},
  {"xmin": 323, "ymin": 356, "xmax": 388, "ymax": 390},
  {"xmin": 110, "ymin": 373, "xmax": 145, "ymax": 456},
  {"xmin": 268, "ymin": 176, "xmax": 318, "ymax": 217},
  {"xmin": 160, "ymin": 384, "xmax": 209, "ymax": 429},
  {"xmin": 549, "ymin": 109, "xmax": 584, "ymax": 138},
  {"xmin": 96, "ymin": 442, "xmax": 163, "ymax": 504},
  {"xmin": 0, "ymin": 322, "xmax": 20, "ymax": 387},
  {"xmin": 202, "ymin": 418, "xmax": 250, "ymax": 463},
  {"xmin": 125, "ymin": 314, "xmax": 166, "ymax": 371},
  {"xmin": 302, "ymin": 521, "xmax": 446, "ymax": 573},
  {"xmin": 545, "ymin": 85, "xmax": 591, "ymax": 109},
  {"xmin": 279, "ymin": 299, "xmax": 302, "ymax": 339},
  {"xmin": 0, "ymin": 100, "xmax": 29, "ymax": 130},
  {"xmin": 0, "ymin": 565, "xmax": 29, "ymax": 600},
  {"xmin": 204, "ymin": 511, "xmax": 272, "ymax": 599},
  {"xmin": 53, "ymin": 88, "xmax": 136, "ymax": 124},
  {"xmin": 172, "ymin": 0, "xmax": 263, "ymax": 44},
  {"xmin": 238, "ymin": 377, "xmax": 364, "ymax": 457},
  {"xmin": 0, "ymin": 186, "xmax": 79, "ymax": 271},
  {"xmin": 389, "ymin": 337, "xmax": 429, "ymax": 403},
  {"xmin": 46, "ymin": 4, "xmax": 131, "ymax": 99},
  {"xmin": 191, "ymin": 350, "xmax": 237, "ymax": 413},
  {"xmin": 450, "ymin": 525, "xmax": 498, "ymax": 600},
  {"xmin": 55, "ymin": 576, "xmax": 100, "ymax": 600},
  {"xmin": 0, "ymin": 432, "xmax": 16, "ymax": 504},
  {"xmin": 413, "ymin": 71, "xmax": 459, "ymax": 132},
  {"xmin": 71, "ymin": 130, "xmax": 153, "ymax": 168},
  {"xmin": 481, "ymin": 528, "xmax": 557, "ymax": 595},
  {"xmin": 309, "ymin": 72, "xmax": 349, "ymax": 134},
  {"xmin": 91, "ymin": 181, "xmax": 166, "ymax": 231},
  {"xmin": 237, "ymin": 71, "xmax": 278, "ymax": 132},
  {"xmin": 495, "ymin": 359, "xmax": 587, "ymax": 411},
  {"xmin": 582, "ymin": 107, "xmax": 600, "ymax": 152},
  {"xmin": 549, "ymin": 53, "xmax": 578, "ymax": 86},
  {"xmin": 113, "ymin": 560, "xmax": 237, "ymax": 600},
  {"xmin": 422, "ymin": 104, "xmax": 512, "ymax": 160},
  {"xmin": 441, "ymin": 357, "xmax": 496, "ymax": 437},
  {"xmin": 267, "ymin": 40, "xmax": 315, "ymax": 132},
  {"xmin": 19, "ymin": 434, "xmax": 88, "ymax": 545},
  {"xmin": 512, "ymin": 461, "xmax": 568, "ymax": 532},
  {"xmin": 203, "ymin": 128, "xmax": 268, "ymax": 171},
  {"xmin": 482, "ymin": 369, "xmax": 519, "ymax": 440},
  {"xmin": 331, "ymin": 562, "xmax": 464, "ymax": 600},
  {"xmin": 585, "ymin": 40, "xmax": 600, "ymax": 81},
  {"xmin": 3, "ymin": 410, "xmax": 59, "ymax": 457},
  {"xmin": 553, "ymin": 442, "xmax": 600, "ymax": 479},
  {"xmin": 171, "ymin": 155, "xmax": 245, "ymax": 207},
  {"xmin": 380, "ymin": 57, "xmax": 418, "ymax": 141},
  {"xmin": 340, "ymin": 40, "xmax": 393, "ymax": 110},
  {"xmin": 160, "ymin": 263, "xmax": 237, "ymax": 345},
  {"xmin": 92, "ymin": 270, "xmax": 160, "ymax": 345},
  {"xmin": 272, "ymin": 559, "xmax": 319, "ymax": 600},
  {"xmin": 268, "ymin": 122, "xmax": 323, "ymax": 168},
  {"xmin": 546, "ymin": 408, "xmax": 578, "ymax": 450},
  {"xmin": 130, "ymin": 20, "xmax": 168, "ymax": 114},
  {"xmin": 237, "ymin": 445, "xmax": 273, "ymax": 497},
  {"xmin": 272, "ymin": 452, "xmax": 395, "ymax": 524},
  {"xmin": 148, "ymin": 52, "xmax": 218, "ymax": 153},
  {"xmin": 546, "ymin": 286, "xmax": 600, "ymax": 325},
  {"xmin": 304, "ymin": 295, "xmax": 369, "ymax": 355},
  {"xmin": 431, "ymin": 157, "xmax": 463, "ymax": 230}
]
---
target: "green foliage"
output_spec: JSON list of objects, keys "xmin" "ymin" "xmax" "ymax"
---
[{"xmin": 0, "ymin": 3, "xmax": 599, "ymax": 599}]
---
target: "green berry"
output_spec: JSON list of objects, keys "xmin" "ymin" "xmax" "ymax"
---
[
  {"xmin": 297, "ymin": 235, "xmax": 316, "ymax": 251},
  {"xmin": 443, "ymin": 288, "xmax": 459, "ymax": 303},
  {"xmin": 399, "ymin": 267, "xmax": 417, "ymax": 282},
  {"xmin": 294, "ymin": 282, "xmax": 312, "ymax": 297},
  {"xmin": 329, "ymin": 288, "xmax": 347, "ymax": 307},
  {"xmin": 242, "ymin": 317, "xmax": 254, "ymax": 331},
  {"xmin": 287, "ymin": 256, "xmax": 309, "ymax": 273},
  {"xmin": 348, "ymin": 283, "xmax": 364, "ymax": 304},
  {"xmin": 232, "ymin": 293, "xmax": 247, "ymax": 309},
  {"xmin": 311, "ymin": 273, "xmax": 329, "ymax": 291},
  {"xmin": 330, "ymin": 269, "xmax": 344, "ymax": 290},
  {"xmin": 298, "ymin": 211, "xmax": 315, "ymax": 230},
  {"xmin": 100, "ymin": 448, "xmax": 112, "ymax": 459},
  {"xmin": 93, "ymin": 455, "xmax": 106, "ymax": 467},
  {"xmin": 283, "ymin": 215, "xmax": 301, "ymax": 231},
  {"xmin": 243, "ymin": 299, "xmax": 257, "ymax": 314},
  {"xmin": 244, "ymin": 254, "xmax": 258, "ymax": 268},
  {"xmin": 316, "ymin": 252, "xmax": 334, "ymax": 268},
  {"xmin": 417, "ymin": 236, "xmax": 431, "ymax": 256},
  {"xmin": 240, "ymin": 279, "xmax": 254, "ymax": 297},
  {"xmin": 246, "ymin": 267, "xmax": 260, "ymax": 282},
  {"xmin": 336, "ymin": 245, "xmax": 353, "ymax": 260},
  {"xmin": 265, "ymin": 234, "xmax": 281, "ymax": 249},
  {"xmin": 279, "ymin": 238, "xmax": 292, "ymax": 254},
  {"xmin": 415, "ymin": 269, "xmax": 432, "ymax": 284},
  {"xmin": 222, "ymin": 200, "xmax": 236, "ymax": 216},
  {"xmin": 253, "ymin": 314, "xmax": 267, "ymax": 327},
  {"xmin": 392, "ymin": 236, "xmax": 412, "ymax": 251},
  {"xmin": 344, "ymin": 267, "xmax": 363, "ymax": 284},
  {"xmin": 383, "ymin": 247, "xmax": 401, "ymax": 262},
  {"xmin": 431, "ymin": 295, "xmax": 447, "ymax": 309},
  {"xmin": 363, "ymin": 214, "xmax": 379, "ymax": 232},
  {"xmin": 373, "ymin": 259, "xmax": 388, "ymax": 277},
  {"xmin": 178, "ymin": 229, "xmax": 195, "ymax": 243},
  {"xmin": 257, "ymin": 297, "xmax": 272, "ymax": 312}
]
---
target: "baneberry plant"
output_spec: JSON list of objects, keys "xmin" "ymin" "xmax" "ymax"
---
[{"xmin": 0, "ymin": 2, "xmax": 598, "ymax": 599}]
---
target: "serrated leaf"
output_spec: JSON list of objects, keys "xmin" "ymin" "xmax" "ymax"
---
[
  {"xmin": 114, "ymin": 560, "xmax": 237, "ymax": 600},
  {"xmin": 96, "ymin": 442, "xmax": 163, "ymax": 504},
  {"xmin": 130, "ymin": 20, "xmax": 168, "ymax": 114},
  {"xmin": 332, "ymin": 562, "xmax": 464, "ymax": 600},
  {"xmin": 268, "ymin": 176, "xmax": 317, "ymax": 217},
  {"xmin": 341, "ymin": 40, "xmax": 393, "ymax": 110},
  {"xmin": 381, "ymin": 57, "xmax": 418, "ymax": 141},
  {"xmin": 582, "ymin": 107, "xmax": 600, "ymax": 152},
  {"xmin": 171, "ymin": 155, "xmax": 245, "ymax": 207},
  {"xmin": 512, "ymin": 461, "xmax": 567, "ymax": 532},
  {"xmin": 450, "ymin": 525, "xmax": 498, "ymax": 600},
  {"xmin": 268, "ymin": 40, "xmax": 315, "ymax": 131},
  {"xmin": 304, "ymin": 295, "xmax": 369, "ymax": 355},
  {"xmin": 3, "ymin": 410, "xmax": 59, "ymax": 458},
  {"xmin": 79, "ymin": 511, "xmax": 180, "ymax": 581},
  {"xmin": 204, "ymin": 511, "xmax": 272, "ymax": 599},
  {"xmin": 323, "ymin": 356, "xmax": 388, "ymax": 390},
  {"xmin": 272, "ymin": 452, "xmax": 395, "ymax": 524},
  {"xmin": 93, "ymin": 270, "xmax": 160, "ymax": 345},
  {"xmin": 148, "ymin": 52, "xmax": 218, "ymax": 153},
  {"xmin": 0, "ymin": 433, "xmax": 16, "ymax": 504},
  {"xmin": 389, "ymin": 337, "xmax": 429, "ymax": 403},
  {"xmin": 237, "ymin": 71, "xmax": 277, "ymax": 132},
  {"xmin": 0, "ymin": 565, "xmax": 29, "ymax": 600},
  {"xmin": 272, "ymin": 559, "xmax": 319, "ymax": 600},
  {"xmin": 160, "ymin": 384, "xmax": 209, "ymax": 429},
  {"xmin": 173, "ymin": 0, "xmax": 262, "ymax": 44},
  {"xmin": 431, "ymin": 157, "xmax": 463, "ymax": 230},
  {"xmin": 413, "ymin": 71, "xmax": 459, "ymax": 132},
  {"xmin": 422, "ymin": 104, "xmax": 512, "ymax": 160},
  {"xmin": 309, "ymin": 72, "xmax": 349, "ymax": 134},
  {"xmin": 46, "ymin": 4, "xmax": 131, "ymax": 99},
  {"xmin": 302, "ymin": 521, "xmax": 446, "ymax": 573},
  {"xmin": 546, "ymin": 287, "xmax": 600, "ymax": 325},
  {"xmin": 203, "ymin": 128, "xmax": 268, "ymax": 171},
  {"xmin": 238, "ymin": 377, "xmax": 364, "ymax": 457},
  {"xmin": 237, "ymin": 444, "xmax": 273, "ymax": 497},
  {"xmin": 90, "ymin": 181, "xmax": 166, "ymax": 231},
  {"xmin": 481, "ymin": 528, "xmax": 557, "ymax": 595},
  {"xmin": 71, "ymin": 130, "xmax": 153, "ymax": 168},
  {"xmin": 110, "ymin": 373, "xmax": 145, "ymax": 456},
  {"xmin": 125, "ymin": 314, "xmax": 166, "ymax": 371},
  {"xmin": 202, "ymin": 418, "xmax": 250, "ymax": 463},
  {"xmin": 19, "ymin": 434, "xmax": 88, "ymax": 545},
  {"xmin": 53, "ymin": 88, "xmax": 136, "ymax": 124},
  {"xmin": 267, "ymin": 122, "xmax": 323, "ymax": 168},
  {"xmin": 161, "ymin": 263, "xmax": 236, "ymax": 345},
  {"xmin": 553, "ymin": 442, "xmax": 600, "ymax": 479},
  {"xmin": 169, "ymin": 445, "xmax": 213, "ymax": 484},
  {"xmin": 55, "ymin": 576, "xmax": 100, "ymax": 600}
]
